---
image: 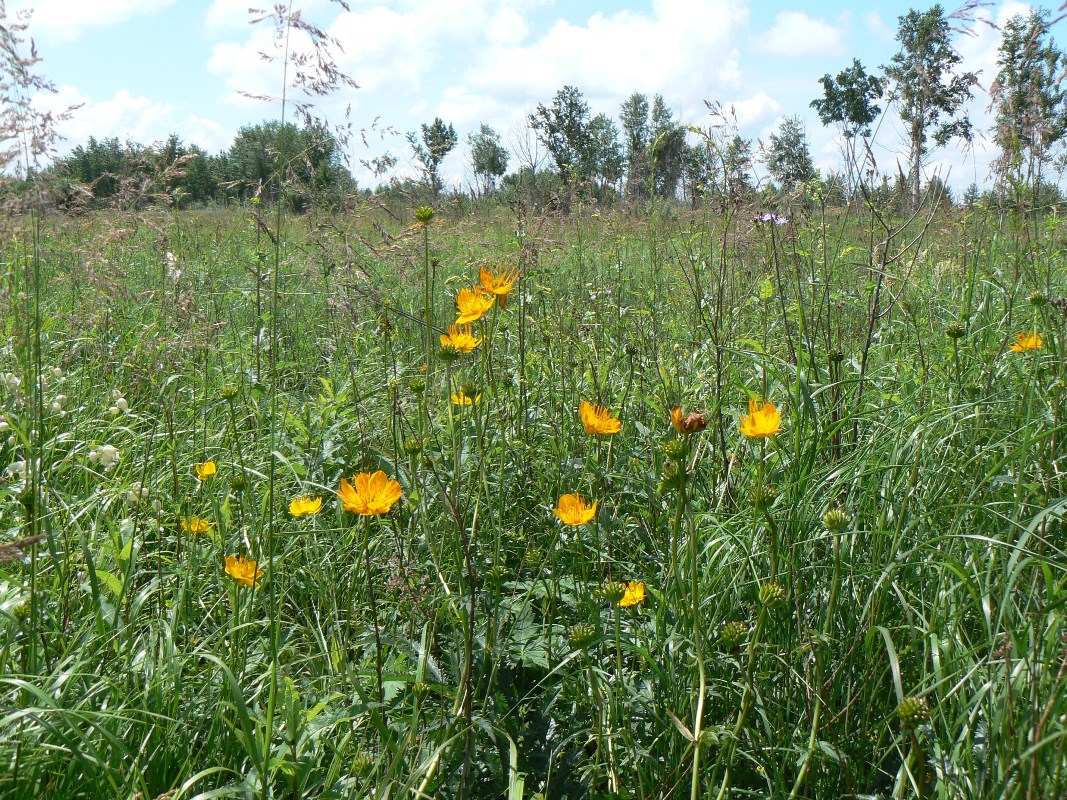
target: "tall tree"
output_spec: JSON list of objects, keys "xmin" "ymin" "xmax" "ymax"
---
[
  {"xmin": 407, "ymin": 117, "xmax": 457, "ymax": 194},
  {"xmin": 620, "ymin": 92, "xmax": 651, "ymax": 200},
  {"xmin": 767, "ymin": 116, "xmax": 815, "ymax": 189},
  {"xmin": 989, "ymin": 11, "xmax": 1067, "ymax": 193},
  {"xmin": 528, "ymin": 85, "xmax": 592, "ymax": 187},
  {"xmin": 583, "ymin": 113, "xmax": 624, "ymax": 194},
  {"xmin": 811, "ymin": 58, "xmax": 883, "ymax": 195},
  {"xmin": 649, "ymin": 94, "xmax": 686, "ymax": 199},
  {"xmin": 468, "ymin": 123, "xmax": 509, "ymax": 196},
  {"xmin": 722, "ymin": 135, "xmax": 754, "ymax": 197},
  {"xmin": 883, "ymin": 5, "xmax": 978, "ymax": 205}
]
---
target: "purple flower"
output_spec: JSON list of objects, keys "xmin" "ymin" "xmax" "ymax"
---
[{"xmin": 757, "ymin": 212, "xmax": 788, "ymax": 225}]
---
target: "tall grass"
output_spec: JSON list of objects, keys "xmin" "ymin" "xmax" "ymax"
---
[{"xmin": 0, "ymin": 193, "xmax": 1062, "ymax": 799}]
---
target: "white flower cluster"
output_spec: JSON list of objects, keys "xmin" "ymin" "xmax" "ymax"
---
[
  {"xmin": 88, "ymin": 444, "xmax": 120, "ymax": 469},
  {"xmin": 109, "ymin": 389, "xmax": 130, "ymax": 417},
  {"xmin": 126, "ymin": 481, "xmax": 149, "ymax": 505},
  {"xmin": 3, "ymin": 373, "xmax": 20, "ymax": 393},
  {"xmin": 51, "ymin": 395, "xmax": 68, "ymax": 415},
  {"xmin": 6, "ymin": 460, "xmax": 26, "ymax": 478}
]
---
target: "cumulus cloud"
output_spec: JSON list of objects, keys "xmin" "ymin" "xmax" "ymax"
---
[
  {"xmin": 33, "ymin": 86, "xmax": 231, "ymax": 156},
  {"xmin": 10, "ymin": 0, "xmax": 175, "ymax": 41},
  {"xmin": 755, "ymin": 11, "xmax": 846, "ymax": 57}
]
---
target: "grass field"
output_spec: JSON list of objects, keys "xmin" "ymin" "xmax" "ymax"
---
[{"xmin": 0, "ymin": 196, "xmax": 1064, "ymax": 799}]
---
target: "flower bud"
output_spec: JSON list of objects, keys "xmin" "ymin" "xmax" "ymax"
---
[
  {"xmin": 415, "ymin": 206, "xmax": 435, "ymax": 224},
  {"xmin": 821, "ymin": 507, "xmax": 850, "ymax": 532},
  {"xmin": 896, "ymin": 696, "xmax": 931, "ymax": 726},
  {"xmin": 598, "ymin": 581, "xmax": 627, "ymax": 605},
  {"xmin": 759, "ymin": 580, "xmax": 787, "ymax": 608},
  {"xmin": 719, "ymin": 621, "xmax": 748, "ymax": 649},
  {"xmin": 568, "ymin": 623, "xmax": 597, "ymax": 650}
]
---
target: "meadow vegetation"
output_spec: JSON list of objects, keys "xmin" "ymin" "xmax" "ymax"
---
[
  {"xmin": 1, "ymin": 2, "xmax": 1066, "ymax": 799},
  {"xmin": 0, "ymin": 190, "xmax": 1063, "ymax": 799}
]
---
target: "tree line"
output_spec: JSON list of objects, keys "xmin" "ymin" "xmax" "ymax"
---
[{"xmin": 37, "ymin": 4, "xmax": 1067, "ymax": 212}]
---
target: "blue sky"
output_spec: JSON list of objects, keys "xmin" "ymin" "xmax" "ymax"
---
[{"xmin": 19, "ymin": 0, "xmax": 1057, "ymax": 192}]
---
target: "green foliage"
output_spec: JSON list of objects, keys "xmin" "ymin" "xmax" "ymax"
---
[
  {"xmin": 990, "ymin": 10, "xmax": 1067, "ymax": 200},
  {"xmin": 883, "ymin": 5, "xmax": 978, "ymax": 203},
  {"xmin": 408, "ymin": 116, "xmax": 458, "ymax": 194},
  {"xmin": 467, "ymin": 123, "xmax": 509, "ymax": 196},
  {"xmin": 810, "ymin": 58, "xmax": 883, "ymax": 138},
  {"xmin": 767, "ymin": 115, "xmax": 815, "ymax": 190}
]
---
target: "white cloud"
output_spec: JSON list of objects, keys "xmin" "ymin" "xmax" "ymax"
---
[
  {"xmin": 34, "ymin": 86, "xmax": 231, "ymax": 156},
  {"xmin": 10, "ymin": 0, "xmax": 175, "ymax": 41},
  {"xmin": 756, "ymin": 11, "xmax": 846, "ymax": 57},
  {"xmin": 863, "ymin": 11, "xmax": 894, "ymax": 41},
  {"xmin": 723, "ymin": 92, "xmax": 782, "ymax": 127}
]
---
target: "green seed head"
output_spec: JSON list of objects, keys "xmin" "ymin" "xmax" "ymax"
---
[
  {"xmin": 408, "ymin": 376, "xmax": 427, "ymax": 394},
  {"xmin": 1029, "ymin": 291, "xmax": 1048, "ymax": 307},
  {"xmin": 568, "ymin": 623, "xmax": 597, "ymax": 650},
  {"xmin": 896, "ymin": 696, "xmax": 931, "ymax": 726},
  {"xmin": 759, "ymin": 580, "xmax": 787, "ymax": 608},
  {"xmin": 748, "ymin": 484, "xmax": 779, "ymax": 511},
  {"xmin": 661, "ymin": 438, "xmax": 688, "ymax": 461},
  {"xmin": 598, "ymin": 581, "xmax": 627, "ymax": 604},
  {"xmin": 415, "ymin": 206, "xmax": 435, "ymax": 225},
  {"xmin": 821, "ymin": 507, "xmax": 850, "ymax": 532},
  {"xmin": 402, "ymin": 437, "xmax": 424, "ymax": 456},
  {"xmin": 720, "ymin": 620, "xmax": 747, "ymax": 649},
  {"xmin": 946, "ymin": 323, "xmax": 967, "ymax": 340}
]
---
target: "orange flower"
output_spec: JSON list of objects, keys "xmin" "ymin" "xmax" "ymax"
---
[
  {"xmin": 671, "ymin": 406, "xmax": 708, "ymax": 435},
  {"xmin": 619, "ymin": 581, "xmax": 646, "ymax": 607},
  {"xmin": 455, "ymin": 287, "xmax": 495, "ymax": 324},
  {"xmin": 225, "ymin": 555, "xmax": 263, "ymax": 588},
  {"xmin": 338, "ymin": 470, "xmax": 402, "ymax": 516},
  {"xmin": 580, "ymin": 401, "xmax": 621, "ymax": 435},
  {"xmin": 738, "ymin": 399, "xmax": 781, "ymax": 438},
  {"xmin": 1008, "ymin": 332, "xmax": 1043, "ymax": 353},
  {"xmin": 479, "ymin": 265, "xmax": 519, "ymax": 309},
  {"xmin": 553, "ymin": 493, "xmax": 598, "ymax": 526},
  {"xmin": 289, "ymin": 496, "xmax": 323, "ymax": 517},
  {"xmin": 439, "ymin": 323, "xmax": 482, "ymax": 353}
]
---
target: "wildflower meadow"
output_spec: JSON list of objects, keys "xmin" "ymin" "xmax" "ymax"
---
[{"xmin": 0, "ymin": 3, "xmax": 1065, "ymax": 800}]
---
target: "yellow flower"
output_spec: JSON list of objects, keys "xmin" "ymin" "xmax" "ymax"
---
[
  {"xmin": 194, "ymin": 461, "xmax": 217, "ymax": 481},
  {"xmin": 455, "ymin": 287, "xmax": 495, "ymax": 324},
  {"xmin": 439, "ymin": 323, "xmax": 482, "ymax": 353},
  {"xmin": 181, "ymin": 516, "xmax": 212, "ymax": 534},
  {"xmin": 619, "ymin": 581, "xmax": 646, "ymax": 608},
  {"xmin": 225, "ymin": 555, "xmax": 263, "ymax": 588},
  {"xmin": 339, "ymin": 470, "xmax": 402, "ymax": 516},
  {"xmin": 1008, "ymin": 332, "xmax": 1043, "ymax": 353},
  {"xmin": 553, "ymin": 493, "xmax": 598, "ymax": 526},
  {"xmin": 580, "ymin": 401, "xmax": 621, "ymax": 435},
  {"xmin": 739, "ymin": 398, "xmax": 781, "ymax": 438},
  {"xmin": 451, "ymin": 389, "xmax": 482, "ymax": 406},
  {"xmin": 289, "ymin": 496, "xmax": 323, "ymax": 517},
  {"xmin": 671, "ymin": 406, "xmax": 708, "ymax": 435},
  {"xmin": 479, "ymin": 265, "xmax": 519, "ymax": 309}
]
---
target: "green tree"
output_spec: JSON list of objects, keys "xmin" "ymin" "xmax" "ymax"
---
[
  {"xmin": 226, "ymin": 120, "xmax": 351, "ymax": 210},
  {"xmin": 528, "ymin": 85, "xmax": 592, "ymax": 188},
  {"xmin": 583, "ymin": 112, "xmax": 623, "ymax": 195},
  {"xmin": 722, "ymin": 135, "xmax": 754, "ymax": 197},
  {"xmin": 649, "ymin": 94, "xmax": 686, "ymax": 199},
  {"xmin": 467, "ymin": 123, "xmax": 509, "ymax": 196},
  {"xmin": 408, "ymin": 117, "xmax": 457, "ymax": 194},
  {"xmin": 767, "ymin": 115, "xmax": 815, "ymax": 189},
  {"xmin": 620, "ymin": 92, "xmax": 651, "ymax": 201},
  {"xmin": 989, "ymin": 11, "xmax": 1067, "ymax": 195},
  {"xmin": 811, "ymin": 58, "xmax": 883, "ymax": 195},
  {"xmin": 883, "ymin": 5, "xmax": 978, "ymax": 205}
]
